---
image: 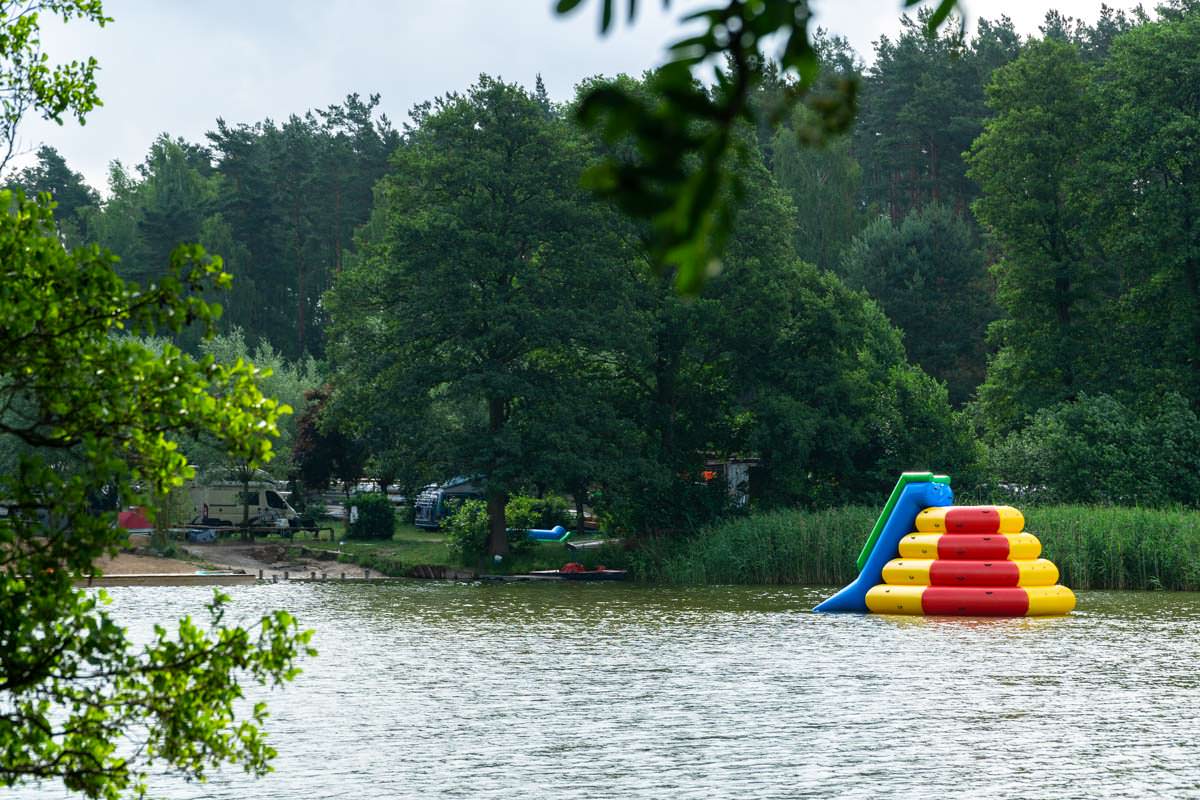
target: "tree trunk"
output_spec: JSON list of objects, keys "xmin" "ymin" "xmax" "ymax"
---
[
  {"xmin": 240, "ymin": 475, "xmax": 252, "ymax": 542},
  {"xmin": 573, "ymin": 491, "xmax": 586, "ymax": 538},
  {"xmin": 486, "ymin": 490, "xmax": 509, "ymax": 557},
  {"xmin": 486, "ymin": 396, "xmax": 509, "ymax": 557}
]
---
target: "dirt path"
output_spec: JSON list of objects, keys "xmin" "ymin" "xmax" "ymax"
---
[
  {"xmin": 94, "ymin": 540, "xmax": 378, "ymax": 581},
  {"xmin": 94, "ymin": 536, "xmax": 316, "ymax": 577},
  {"xmin": 181, "ymin": 542, "xmax": 340, "ymax": 577}
]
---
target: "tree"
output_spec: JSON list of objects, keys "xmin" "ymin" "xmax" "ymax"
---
[
  {"xmin": 0, "ymin": 1, "xmax": 107, "ymax": 170},
  {"xmin": 854, "ymin": 13, "xmax": 1020, "ymax": 219},
  {"xmin": 205, "ymin": 95, "xmax": 400, "ymax": 360},
  {"xmin": 0, "ymin": 192, "xmax": 313, "ymax": 798},
  {"xmin": 293, "ymin": 384, "xmax": 367, "ymax": 496},
  {"xmin": 984, "ymin": 392, "xmax": 1200, "ymax": 506},
  {"xmin": 7, "ymin": 144, "xmax": 99, "ymax": 245},
  {"xmin": 965, "ymin": 38, "xmax": 1109, "ymax": 433},
  {"xmin": 574, "ymin": 93, "xmax": 975, "ymax": 520},
  {"xmin": 194, "ymin": 329, "xmax": 320, "ymax": 480},
  {"xmin": 1039, "ymin": 5, "xmax": 1145, "ymax": 62},
  {"xmin": 0, "ymin": 5, "xmax": 314, "ymax": 796},
  {"xmin": 764, "ymin": 33, "xmax": 866, "ymax": 271},
  {"xmin": 1091, "ymin": 11, "xmax": 1200, "ymax": 409},
  {"xmin": 327, "ymin": 77, "xmax": 626, "ymax": 555},
  {"xmin": 839, "ymin": 203, "xmax": 996, "ymax": 406},
  {"xmin": 772, "ymin": 124, "xmax": 862, "ymax": 271}
]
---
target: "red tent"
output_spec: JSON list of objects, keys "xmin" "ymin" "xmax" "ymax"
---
[{"xmin": 117, "ymin": 507, "xmax": 153, "ymax": 531}]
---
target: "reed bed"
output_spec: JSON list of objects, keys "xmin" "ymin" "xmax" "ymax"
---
[
  {"xmin": 638, "ymin": 507, "xmax": 876, "ymax": 586},
  {"xmin": 1027, "ymin": 506, "xmax": 1200, "ymax": 591},
  {"xmin": 641, "ymin": 505, "xmax": 1200, "ymax": 591}
]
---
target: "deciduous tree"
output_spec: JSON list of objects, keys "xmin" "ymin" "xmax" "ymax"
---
[
  {"xmin": 0, "ymin": 192, "xmax": 312, "ymax": 798},
  {"xmin": 327, "ymin": 77, "xmax": 628, "ymax": 555}
]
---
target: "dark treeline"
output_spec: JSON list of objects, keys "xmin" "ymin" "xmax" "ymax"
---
[{"xmin": 13, "ymin": 3, "xmax": 1200, "ymax": 537}]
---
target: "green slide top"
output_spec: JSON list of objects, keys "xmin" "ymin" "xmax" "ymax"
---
[{"xmin": 854, "ymin": 472, "xmax": 952, "ymax": 571}]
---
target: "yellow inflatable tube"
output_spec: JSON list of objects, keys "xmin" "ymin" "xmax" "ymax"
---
[
  {"xmin": 899, "ymin": 532, "xmax": 1041, "ymax": 560},
  {"xmin": 881, "ymin": 558, "xmax": 1059, "ymax": 587},
  {"xmin": 915, "ymin": 506, "xmax": 1024, "ymax": 534}
]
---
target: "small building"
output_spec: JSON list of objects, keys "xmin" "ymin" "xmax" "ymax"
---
[{"xmin": 702, "ymin": 457, "xmax": 760, "ymax": 507}]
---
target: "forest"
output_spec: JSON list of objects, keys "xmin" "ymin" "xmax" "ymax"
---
[{"xmin": 11, "ymin": 4, "xmax": 1200, "ymax": 538}]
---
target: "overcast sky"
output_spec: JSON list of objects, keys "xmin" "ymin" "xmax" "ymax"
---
[{"xmin": 16, "ymin": 0, "xmax": 1146, "ymax": 190}]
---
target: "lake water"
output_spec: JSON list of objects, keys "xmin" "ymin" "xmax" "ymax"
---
[{"xmin": 17, "ymin": 583, "xmax": 1200, "ymax": 799}]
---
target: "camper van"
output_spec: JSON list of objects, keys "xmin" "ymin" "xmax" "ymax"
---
[
  {"xmin": 187, "ymin": 471, "xmax": 299, "ymax": 527},
  {"xmin": 413, "ymin": 476, "xmax": 485, "ymax": 529}
]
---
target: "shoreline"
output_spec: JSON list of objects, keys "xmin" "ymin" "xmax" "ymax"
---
[{"xmin": 90, "ymin": 538, "xmax": 383, "ymax": 586}]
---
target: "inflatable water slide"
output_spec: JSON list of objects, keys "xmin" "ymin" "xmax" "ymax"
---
[{"xmin": 814, "ymin": 472, "xmax": 1075, "ymax": 616}]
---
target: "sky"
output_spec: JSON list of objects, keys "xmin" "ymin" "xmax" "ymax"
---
[{"xmin": 16, "ymin": 0, "xmax": 1148, "ymax": 191}]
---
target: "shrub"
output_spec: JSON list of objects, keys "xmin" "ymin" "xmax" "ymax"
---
[
  {"xmin": 984, "ymin": 393, "xmax": 1200, "ymax": 506},
  {"xmin": 346, "ymin": 492, "xmax": 395, "ymax": 540},
  {"xmin": 445, "ymin": 499, "xmax": 488, "ymax": 565},
  {"xmin": 505, "ymin": 495, "xmax": 570, "ymax": 530},
  {"xmin": 504, "ymin": 496, "xmax": 541, "ymax": 531}
]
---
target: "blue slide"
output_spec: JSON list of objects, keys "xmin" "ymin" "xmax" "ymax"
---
[{"xmin": 813, "ymin": 473, "xmax": 953, "ymax": 613}]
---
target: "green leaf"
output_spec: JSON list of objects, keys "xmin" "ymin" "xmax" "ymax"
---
[{"xmin": 927, "ymin": 0, "xmax": 957, "ymax": 31}]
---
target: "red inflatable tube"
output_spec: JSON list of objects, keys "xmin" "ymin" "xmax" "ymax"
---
[
  {"xmin": 936, "ymin": 535, "xmax": 1010, "ymax": 560},
  {"xmin": 943, "ymin": 507, "xmax": 1001, "ymax": 533},
  {"xmin": 929, "ymin": 560, "xmax": 1020, "ymax": 587},
  {"xmin": 922, "ymin": 586, "xmax": 1029, "ymax": 616}
]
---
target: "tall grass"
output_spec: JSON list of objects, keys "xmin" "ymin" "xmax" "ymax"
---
[
  {"xmin": 1027, "ymin": 506, "xmax": 1200, "ymax": 590},
  {"xmin": 640, "ymin": 505, "xmax": 1200, "ymax": 590},
  {"xmin": 637, "ymin": 507, "xmax": 876, "ymax": 586}
]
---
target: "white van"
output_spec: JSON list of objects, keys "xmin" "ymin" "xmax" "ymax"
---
[{"xmin": 187, "ymin": 480, "xmax": 298, "ymax": 527}]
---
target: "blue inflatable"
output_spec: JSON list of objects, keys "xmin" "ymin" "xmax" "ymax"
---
[
  {"xmin": 527, "ymin": 525, "xmax": 571, "ymax": 543},
  {"xmin": 813, "ymin": 474, "xmax": 953, "ymax": 613}
]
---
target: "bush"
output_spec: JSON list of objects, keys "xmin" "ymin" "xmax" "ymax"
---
[
  {"xmin": 505, "ymin": 495, "xmax": 570, "ymax": 530},
  {"xmin": 446, "ymin": 497, "xmax": 580, "ymax": 565},
  {"xmin": 445, "ymin": 499, "xmax": 488, "ymax": 565},
  {"xmin": 984, "ymin": 393, "xmax": 1200, "ymax": 506},
  {"xmin": 346, "ymin": 493, "xmax": 395, "ymax": 540}
]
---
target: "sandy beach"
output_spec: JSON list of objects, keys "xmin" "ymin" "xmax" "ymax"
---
[{"xmin": 94, "ymin": 536, "xmax": 345, "ymax": 581}]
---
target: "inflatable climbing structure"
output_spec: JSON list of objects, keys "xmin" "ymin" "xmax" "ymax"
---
[{"xmin": 814, "ymin": 472, "xmax": 1075, "ymax": 616}]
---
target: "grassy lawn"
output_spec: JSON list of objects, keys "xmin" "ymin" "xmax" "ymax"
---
[
  {"xmin": 288, "ymin": 519, "xmax": 624, "ymax": 576},
  {"xmin": 297, "ymin": 522, "xmax": 453, "ymax": 566}
]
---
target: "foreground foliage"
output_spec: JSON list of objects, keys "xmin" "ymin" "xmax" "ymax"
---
[
  {"xmin": 0, "ymin": 191, "xmax": 314, "ymax": 798},
  {"xmin": 555, "ymin": 0, "xmax": 960, "ymax": 293}
]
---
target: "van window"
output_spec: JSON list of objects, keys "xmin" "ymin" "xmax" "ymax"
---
[
  {"xmin": 240, "ymin": 491, "xmax": 260, "ymax": 506},
  {"xmin": 266, "ymin": 491, "xmax": 286, "ymax": 509}
]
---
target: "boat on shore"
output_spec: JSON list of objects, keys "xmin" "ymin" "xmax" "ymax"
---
[
  {"xmin": 527, "ymin": 563, "xmax": 627, "ymax": 581},
  {"xmin": 481, "ymin": 563, "xmax": 628, "ymax": 582}
]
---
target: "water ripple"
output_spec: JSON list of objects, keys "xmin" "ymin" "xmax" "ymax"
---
[{"xmin": 14, "ymin": 584, "xmax": 1200, "ymax": 799}]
